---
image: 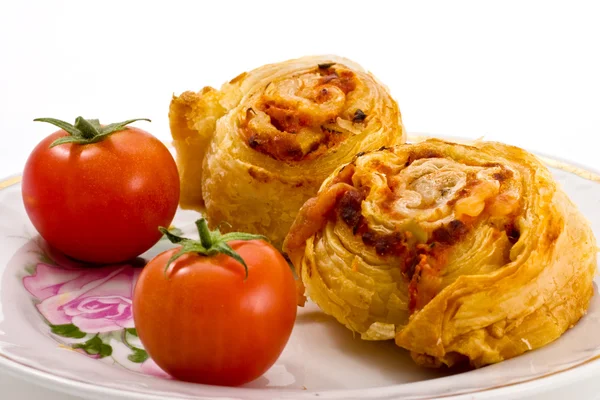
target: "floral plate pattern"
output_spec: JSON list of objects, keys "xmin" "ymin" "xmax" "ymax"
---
[
  {"xmin": 21, "ymin": 238, "xmax": 169, "ymax": 378},
  {"xmin": 2, "ymin": 147, "xmax": 600, "ymax": 399}
]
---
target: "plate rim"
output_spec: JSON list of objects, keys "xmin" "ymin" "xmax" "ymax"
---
[
  {"xmin": 2, "ymin": 349, "xmax": 599, "ymax": 400},
  {"xmin": 1, "ymin": 134, "xmax": 600, "ymax": 400}
]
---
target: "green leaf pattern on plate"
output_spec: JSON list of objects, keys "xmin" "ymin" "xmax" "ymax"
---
[
  {"xmin": 72, "ymin": 335, "xmax": 113, "ymax": 358},
  {"xmin": 50, "ymin": 323, "xmax": 86, "ymax": 339}
]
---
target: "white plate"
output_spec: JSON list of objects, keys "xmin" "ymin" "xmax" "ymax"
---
[{"xmin": 1, "ymin": 141, "xmax": 600, "ymax": 400}]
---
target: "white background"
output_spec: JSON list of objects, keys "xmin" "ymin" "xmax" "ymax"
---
[{"xmin": 1, "ymin": 1, "xmax": 599, "ymax": 399}]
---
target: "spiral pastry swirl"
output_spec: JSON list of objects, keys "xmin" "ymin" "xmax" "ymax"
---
[
  {"xmin": 284, "ymin": 139, "xmax": 596, "ymax": 368},
  {"xmin": 170, "ymin": 56, "xmax": 404, "ymax": 246}
]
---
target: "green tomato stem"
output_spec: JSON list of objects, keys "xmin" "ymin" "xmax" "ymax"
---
[
  {"xmin": 34, "ymin": 116, "xmax": 151, "ymax": 148},
  {"xmin": 197, "ymin": 219, "xmax": 213, "ymax": 249},
  {"xmin": 159, "ymin": 218, "xmax": 268, "ymax": 280},
  {"xmin": 74, "ymin": 116, "xmax": 100, "ymax": 139}
]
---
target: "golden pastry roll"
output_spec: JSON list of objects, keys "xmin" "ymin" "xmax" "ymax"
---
[
  {"xmin": 283, "ymin": 139, "xmax": 597, "ymax": 368},
  {"xmin": 169, "ymin": 55, "xmax": 405, "ymax": 247}
]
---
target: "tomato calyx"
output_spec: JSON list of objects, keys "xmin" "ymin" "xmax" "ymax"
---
[
  {"xmin": 34, "ymin": 116, "xmax": 151, "ymax": 148},
  {"xmin": 159, "ymin": 219, "xmax": 268, "ymax": 279}
]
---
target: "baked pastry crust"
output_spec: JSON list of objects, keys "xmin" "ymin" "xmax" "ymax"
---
[
  {"xmin": 284, "ymin": 139, "xmax": 597, "ymax": 368},
  {"xmin": 169, "ymin": 55, "xmax": 405, "ymax": 246}
]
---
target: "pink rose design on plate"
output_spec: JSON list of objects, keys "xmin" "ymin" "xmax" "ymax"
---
[
  {"xmin": 23, "ymin": 263, "xmax": 140, "ymax": 333},
  {"xmin": 20, "ymin": 242, "xmax": 172, "ymax": 379}
]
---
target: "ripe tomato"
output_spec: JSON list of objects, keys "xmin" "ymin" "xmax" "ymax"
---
[
  {"xmin": 22, "ymin": 117, "xmax": 180, "ymax": 264},
  {"xmin": 133, "ymin": 222, "xmax": 297, "ymax": 386}
]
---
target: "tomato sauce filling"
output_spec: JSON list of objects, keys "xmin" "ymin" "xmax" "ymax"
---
[
  {"xmin": 241, "ymin": 65, "xmax": 362, "ymax": 163},
  {"xmin": 336, "ymin": 188, "xmax": 470, "ymax": 312},
  {"xmin": 285, "ymin": 149, "xmax": 522, "ymax": 313},
  {"xmin": 332, "ymin": 155, "xmax": 519, "ymax": 314}
]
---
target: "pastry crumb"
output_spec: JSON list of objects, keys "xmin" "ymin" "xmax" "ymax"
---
[{"xmin": 521, "ymin": 338, "xmax": 532, "ymax": 350}]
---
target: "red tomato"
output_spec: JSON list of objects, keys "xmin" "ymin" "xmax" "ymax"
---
[
  {"xmin": 22, "ymin": 119, "xmax": 180, "ymax": 263},
  {"xmin": 133, "ymin": 239, "xmax": 297, "ymax": 386}
]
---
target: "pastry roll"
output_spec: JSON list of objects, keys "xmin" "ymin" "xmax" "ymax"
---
[
  {"xmin": 284, "ymin": 139, "xmax": 597, "ymax": 368},
  {"xmin": 169, "ymin": 55, "xmax": 405, "ymax": 247}
]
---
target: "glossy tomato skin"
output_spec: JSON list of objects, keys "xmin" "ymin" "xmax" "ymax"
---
[
  {"xmin": 21, "ymin": 127, "xmax": 180, "ymax": 264},
  {"xmin": 133, "ymin": 240, "xmax": 298, "ymax": 386}
]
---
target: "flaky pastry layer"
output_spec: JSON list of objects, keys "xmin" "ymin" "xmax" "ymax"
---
[
  {"xmin": 169, "ymin": 55, "xmax": 405, "ymax": 247},
  {"xmin": 284, "ymin": 139, "xmax": 597, "ymax": 368}
]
